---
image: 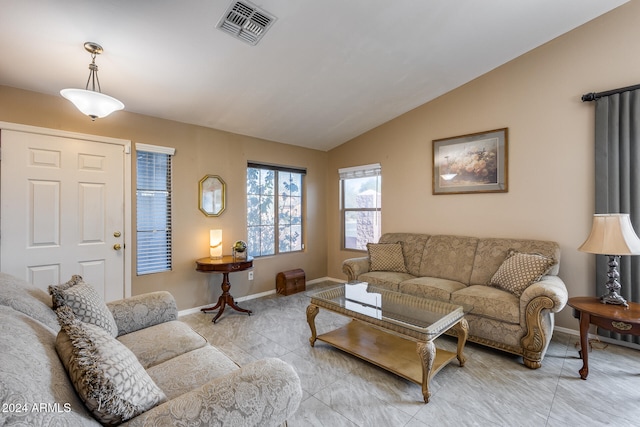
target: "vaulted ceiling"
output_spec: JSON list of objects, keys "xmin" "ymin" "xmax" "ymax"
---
[{"xmin": 0, "ymin": 0, "xmax": 628, "ymax": 151}]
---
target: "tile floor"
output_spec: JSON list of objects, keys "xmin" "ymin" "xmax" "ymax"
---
[{"xmin": 181, "ymin": 281, "xmax": 640, "ymax": 427}]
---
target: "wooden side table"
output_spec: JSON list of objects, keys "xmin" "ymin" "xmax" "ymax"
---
[
  {"xmin": 196, "ymin": 256, "xmax": 253, "ymax": 323},
  {"xmin": 567, "ymin": 296, "xmax": 640, "ymax": 379}
]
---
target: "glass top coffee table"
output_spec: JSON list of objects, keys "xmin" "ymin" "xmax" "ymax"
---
[{"xmin": 306, "ymin": 282, "xmax": 469, "ymax": 403}]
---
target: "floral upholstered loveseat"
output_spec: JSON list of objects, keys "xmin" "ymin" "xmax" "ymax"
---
[
  {"xmin": 0, "ymin": 272, "xmax": 302, "ymax": 426},
  {"xmin": 342, "ymin": 233, "xmax": 568, "ymax": 369}
]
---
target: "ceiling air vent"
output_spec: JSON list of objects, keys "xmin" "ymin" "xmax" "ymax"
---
[{"xmin": 217, "ymin": 1, "xmax": 277, "ymax": 46}]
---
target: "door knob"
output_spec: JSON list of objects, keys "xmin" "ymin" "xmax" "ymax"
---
[{"xmin": 113, "ymin": 244, "xmax": 122, "ymax": 251}]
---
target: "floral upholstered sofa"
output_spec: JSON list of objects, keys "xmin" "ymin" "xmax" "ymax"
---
[
  {"xmin": 0, "ymin": 272, "xmax": 302, "ymax": 426},
  {"xmin": 343, "ymin": 233, "xmax": 568, "ymax": 369}
]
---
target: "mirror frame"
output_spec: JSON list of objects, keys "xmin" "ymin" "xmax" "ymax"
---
[{"xmin": 199, "ymin": 175, "xmax": 226, "ymax": 217}]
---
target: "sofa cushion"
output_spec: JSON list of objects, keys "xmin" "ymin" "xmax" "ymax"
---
[
  {"xmin": 55, "ymin": 306, "xmax": 166, "ymax": 425},
  {"xmin": 117, "ymin": 320, "xmax": 208, "ymax": 369},
  {"xmin": 49, "ymin": 275, "xmax": 118, "ymax": 337},
  {"xmin": 379, "ymin": 233, "xmax": 431, "ymax": 276},
  {"xmin": 367, "ymin": 242, "xmax": 407, "ymax": 273},
  {"xmin": 469, "ymin": 238, "xmax": 561, "ymax": 285},
  {"xmin": 358, "ymin": 271, "xmax": 416, "ymax": 292},
  {"xmin": 107, "ymin": 291, "xmax": 179, "ymax": 336},
  {"xmin": 0, "ymin": 272, "xmax": 59, "ymax": 331},
  {"xmin": 451, "ymin": 285, "xmax": 520, "ymax": 324},
  {"xmin": 147, "ymin": 345, "xmax": 240, "ymax": 399},
  {"xmin": 0, "ymin": 306, "xmax": 98, "ymax": 426},
  {"xmin": 489, "ymin": 250, "xmax": 557, "ymax": 297},
  {"xmin": 398, "ymin": 277, "xmax": 466, "ymax": 302},
  {"xmin": 419, "ymin": 235, "xmax": 479, "ymax": 284}
]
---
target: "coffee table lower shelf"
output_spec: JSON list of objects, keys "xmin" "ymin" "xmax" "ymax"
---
[{"xmin": 313, "ymin": 320, "xmax": 463, "ymax": 402}]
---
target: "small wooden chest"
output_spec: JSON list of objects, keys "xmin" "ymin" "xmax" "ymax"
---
[{"xmin": 276, "ymin": 269, "xmax": 306, "ymax": 296}]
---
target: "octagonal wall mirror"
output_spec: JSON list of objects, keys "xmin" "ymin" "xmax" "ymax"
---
[{"xmin": 199, "ymin": 175, "xmax": 226, "ymax": 216}]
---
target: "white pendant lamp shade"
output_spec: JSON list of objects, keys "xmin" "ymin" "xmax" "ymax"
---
[
  {"xmin": 60, "ymin": 88, "xmax": 124, "ymax": 119},
  {"xmin": 61, "ymin": 42, "xmax": 124, "ymax": 120}
]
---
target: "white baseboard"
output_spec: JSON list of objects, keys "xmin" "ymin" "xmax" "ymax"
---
[
  {"xmin": 307, "ymin": 276, "xmax": 345, "ymax": 285},
  {"xmin": 178, "ymin": 276, "xmax": 344, "ymax": 317},
  {"xmin": 554, "ymin": 325, "xmax": 640, "ymax": 351},
  {"xmin": 554, "ymin": 325, "xmax": 580, "ymax": 338},
  {"xmin": 179, "ymin": 285, "xmax": 640, "ymax": 352},
  {"xmin": 178, "ymin": 306, "xmax": 210, "ymax": 317}
]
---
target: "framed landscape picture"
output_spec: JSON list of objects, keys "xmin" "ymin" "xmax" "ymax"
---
[{"xmin": 432, "ymin": 128, "xmax": 508, "ymax": 195}]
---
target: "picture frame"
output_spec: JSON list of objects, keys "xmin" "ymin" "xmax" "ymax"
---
[
  {"xmin": 432, "ymin": 128, "xmax": 508, "ymax": 195},
  {"xmin": 199, "ymin": 175, "xmax": 226, "ymax": 216}
]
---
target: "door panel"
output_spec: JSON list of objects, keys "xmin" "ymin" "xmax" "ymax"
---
[
  {"xmin": 1, "ymin": 129, "xmax": 126, "ymax": 301},
  {"xmin": 31, "ymin": 180, "xmax": 60, "ymax": 245}
]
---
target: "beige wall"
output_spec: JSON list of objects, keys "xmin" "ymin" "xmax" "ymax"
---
[
  {"xmin": 2, "ymin": 1, "xmax": 638, "ymax": 327},
  {"xmin": 0, "ymin": 85, "xmax": 328, "ymax": 310},
  {"xmin": 327, "ymin": 1, "xmax": 640, "ymax": 330}
]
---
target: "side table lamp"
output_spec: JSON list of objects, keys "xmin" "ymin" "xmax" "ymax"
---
[
  {"xmin": 210, "ymin": 229, "xmax": 223, "ymax": 259},
  {"xmin": 578, "ymin": 213, "xmax": 640, "ymax": 307}
]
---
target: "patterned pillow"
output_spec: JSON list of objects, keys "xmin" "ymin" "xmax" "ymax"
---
[
  {"xmin": 367, "ymin": 242, "xmax": 407, "ymax": 273},
  {"xmin": 55, "ymin": 306, "xmax": 167, "ymax": 425},
  {"xmin": 49, "ymin": 275, "xmax": 118, "ymax": 337},
  {"xmin": 489, "ymin": 250, "xmax": 557, "ymax": 297}
]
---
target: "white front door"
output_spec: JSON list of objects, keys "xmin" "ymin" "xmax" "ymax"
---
[{"xmin": 0, "ymin": 127, "xmax": 130, "ymax": 301}]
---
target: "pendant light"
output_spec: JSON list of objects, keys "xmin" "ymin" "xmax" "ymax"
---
[{"xmin": 60, "ymin": 42, "xmax": 124, "ymax": 120}]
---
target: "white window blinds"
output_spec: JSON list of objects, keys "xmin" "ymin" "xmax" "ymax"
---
[
  {"xmin": 338, "ymin": 163, "xmax": 382, "ymax": 179},
  {"xmin": 339, "ymin": 163, "xmax": 382, "ymax": 250},
  {"xmin": 135, "ymin": 144, "xmax": 175, "ymax": 275}
]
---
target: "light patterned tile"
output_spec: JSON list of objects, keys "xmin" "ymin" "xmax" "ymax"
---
[
  {"xmin": 279, "ymin": 348, "xmax": 354, "ymax": 395},
  {"xmin": 180, "ymin": 282, "xmax": 640, "ymax": 426},
  {"xmin": 403, "ymin": 418, "xmax": 430, "ymax": 427},
  {"xmin": 314, "ymin": 378, "xmax": 413, "ymax": 426},
  {"xmin": 287, "ymin": 396, "xmax": 358, "ymax": 427}
]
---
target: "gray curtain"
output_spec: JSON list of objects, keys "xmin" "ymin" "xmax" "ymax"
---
[{"xmin": 594, "ymin": 88, "xmax": 640, "ymax": 343}]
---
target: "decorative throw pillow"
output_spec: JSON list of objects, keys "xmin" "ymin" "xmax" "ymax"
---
[
  {"xmin": 367, "ymin": 242, "xmax": 407, "ymax": 273},
  {"xmin": 55, "ymin": 306, "xmax": 167, "ymax": 425},
  {"xmin": 49, "ymin": 275, "xmax": 118, "ymax": 337},
  {"xmin": 489, "ymin": 249, "xmax": 557, "ymax": 297}
]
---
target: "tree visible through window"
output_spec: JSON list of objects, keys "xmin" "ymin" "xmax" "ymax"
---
[
  {"xmin": 340, "ymin": 164, "xmax": 381, "ymax": 250},
  {"xmin": 247, "ymin": 163, "xmax": 305, "ymax": 257}
]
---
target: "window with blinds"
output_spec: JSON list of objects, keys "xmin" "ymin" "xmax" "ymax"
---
[
  {"xmin": 339, "ymin": 163, "xmax": 382, "ymax": 250},
  {"xmin": 135, "ymin": 144, "xmax": 175, "ymax": 275}
]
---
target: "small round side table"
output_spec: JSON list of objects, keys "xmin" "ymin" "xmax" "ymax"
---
[
  {"xmin": 195, "ymin": 255, "xmax": 253, "ymax": 323},
  {"xmin": 568, "ymin": 296, "xmax": 640, "ymax": 379}
]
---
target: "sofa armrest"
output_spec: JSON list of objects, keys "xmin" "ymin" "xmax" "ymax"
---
[
  {"xmin": 342, "ymin": 256, "xmax": 370, "ymax": 281},
  {"xmin": 519, "ymin": 275, "xmax": 568, "ymax": 369},
  {"xmin": 107, "ymin": 291, "xmax": 178, "ymax": 336},
  {"xmin": 519, "ymin": 275, "xmax": 568, "ymax": 313},
  {"xmin": 123, "ymin": 358, "xmax": 303, "ymax": 427}
]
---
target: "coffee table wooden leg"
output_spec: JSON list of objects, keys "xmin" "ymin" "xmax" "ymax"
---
[
  {"xmin": 416, "ymin": 340, "xmax": 435, "ymax": 403},
  {"xmin": 306, "ymin": 304, "xmax": 319, "ymax": 347},
  {"xmin": 452, "ymin": 318, "xmax": 469, "ymax": 366}
]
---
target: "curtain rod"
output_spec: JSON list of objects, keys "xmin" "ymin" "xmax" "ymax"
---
[{"xmin": 581, "ymin": 83, "xmax": 640, "ymax": 102}]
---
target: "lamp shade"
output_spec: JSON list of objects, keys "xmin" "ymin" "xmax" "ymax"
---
[
  {"xmin": 209, "ymin": 229, "xmax": 223, "ymax": 259},
  {"xmin": 578, "ymin": 213, "xmax": 640, "ymax": 255},
  {"xmin": 60, "ymin": 88, "xmax": 124, "ymax": 119}
]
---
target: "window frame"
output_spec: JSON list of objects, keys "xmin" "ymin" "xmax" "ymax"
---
[
  {"xmin": 135, "ymin": 143, "xmax": 175, "ymax": 275},
  {"xmin": 247, "ymin": 162, "xmax": 306, "ymax": 258},
  {"xmin": 339, "ymin": 163, "xmax": 382, "ymax": 251}
]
